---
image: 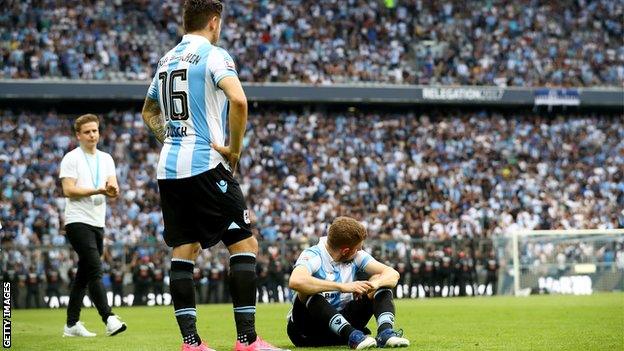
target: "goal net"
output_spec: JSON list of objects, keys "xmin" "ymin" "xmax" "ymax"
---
[{"xmin": 509, "ymin": 229, "xmax": 624, "ymax": 296}]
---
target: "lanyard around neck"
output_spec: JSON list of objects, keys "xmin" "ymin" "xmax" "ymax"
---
[{"xmin": 81, "ymin": 148, "xmax": 100, "ymax": 189}]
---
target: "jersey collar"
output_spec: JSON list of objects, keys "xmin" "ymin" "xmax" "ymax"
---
[{"xmin": 182, "ymin": 34, "xmax": 211, "ymax": 45}]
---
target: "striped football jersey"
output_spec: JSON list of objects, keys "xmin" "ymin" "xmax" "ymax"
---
[{"xmin": 147, "ymin": 34, "xmax": 237, "ymax": 179}]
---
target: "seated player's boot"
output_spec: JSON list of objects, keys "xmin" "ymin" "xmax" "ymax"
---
[
  {"xmin": 105, "ymin": 315, "xmax": 127, "ymax": 336},
  {"xmin": 234, "ymin": 336, "xmax": 290, "ymax": 351},
  {"xmin": 63, "ymin": 321, "xmax": 96, "ymax": 337},
  {"xmin": 181, "ymin": 341, "xmax": 216, "ymax": 351},
  {"xmin": 348, "ymin": 330, "xmax": 376, "ymax": 349},
  {"xmin": 376, "ymin": 328, "xmax": 410, "ymax": 348}
]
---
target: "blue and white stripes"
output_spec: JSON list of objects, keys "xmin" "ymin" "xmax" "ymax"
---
[
  {"xmin": 174, "ymin": 307, "xmax": 197, "ymax": 317},
  {"xmin": 150, "ymin": 34, "xmax": 238, "ymax": 180},
  {"xmin": 233, "ymin": 306, "xmax": 256, "ymax": 314}
]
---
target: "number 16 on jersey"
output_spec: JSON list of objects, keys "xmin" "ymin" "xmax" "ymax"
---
[{"xmin": 158, "ymin": 69, "xmax": 189, "ymax": 121}]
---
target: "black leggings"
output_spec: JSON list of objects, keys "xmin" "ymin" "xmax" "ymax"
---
[
  {"xmin": 287, "ymin": 295, "xmax": 374, "ymax": 347},
  {"xmin": 65, "ymin": 223, "xmax": 112, "ymax": 325}
]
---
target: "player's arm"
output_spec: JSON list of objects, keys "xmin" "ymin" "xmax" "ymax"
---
[
  {"xmin": 61, "ymin": 177, "xmax": 105, "ymax": 198},
  {"xmin": 363, "ymin": 259, "xmax": 400, "ymax": 291},
  {"xmin": 288, "ymin": 265, "xmax": 373, "ymax": 297},
  {"xmin": 141, "ymin": 97, "xmax": 166, "ymax": 143},
  {"xmin": 212, "ymin": 76, "xmax": 247, "ymax": 173}
]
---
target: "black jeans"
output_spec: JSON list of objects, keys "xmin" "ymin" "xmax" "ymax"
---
[{"xmin": 65, "ymin": 223, "xmax": 112, "ymax": 326}]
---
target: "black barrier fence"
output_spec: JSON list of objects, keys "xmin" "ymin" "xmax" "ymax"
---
[
  {"xmin": 3, "ymin": 237, "xmax": 622, "ymax": 309},
  {"xmin": 3, "ymin": 237, "xmax": 499, "ymax": 308}
]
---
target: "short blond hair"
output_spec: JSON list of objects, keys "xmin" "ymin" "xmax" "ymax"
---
[
  {"xmin": 327, "ymin": 216, "xmax": 367, "ymax": 249},
  {"xmin": 74, "ymin": 114, "xmax": 99, "ymax": 133}
]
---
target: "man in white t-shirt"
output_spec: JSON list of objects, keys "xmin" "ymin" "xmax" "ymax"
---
[
  {"xmin": 287, "ymin": 217, "xmax": 410, "ymax": 349},
  {"xmin": 59, "ymin": 114, "xmax": 127, "ymax": 337}
]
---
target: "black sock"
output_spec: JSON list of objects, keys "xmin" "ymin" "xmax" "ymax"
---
[
  {"xmin": 230, "ymin": 253, "xmax": 258, "ymax": 344},
  {"xmin": 170, "ymin": 259, "xmax": 201, "ymax": 346},
  {"xmin": 305, "ymin": 294, "xmax": 355, "ymax": 343},
  {"xmin": 373, "ymin": 288, "xmax": 395, "ymax": 334}
]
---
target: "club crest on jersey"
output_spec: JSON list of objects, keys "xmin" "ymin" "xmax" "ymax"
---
[
  {"xmin": 243, "ymin": 210, "xmax": 250, "ymax": 224},
  {"xmin": 217, "ymin": 180, "xmax": 228, "ymax": 193}
]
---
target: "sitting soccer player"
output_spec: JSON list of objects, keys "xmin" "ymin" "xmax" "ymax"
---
[{"xmin": 287, "ymin": 216, "xmax": 410, "ymax": 349}]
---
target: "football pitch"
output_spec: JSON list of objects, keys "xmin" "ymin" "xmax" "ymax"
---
[{"xmin": 10, "ymin": 293, "xmax": 623, "ymax": 350}]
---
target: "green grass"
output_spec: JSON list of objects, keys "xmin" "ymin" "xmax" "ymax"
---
[{"xmin": 10, "ymin": 293, "xmax": 624, "ymax": 350}]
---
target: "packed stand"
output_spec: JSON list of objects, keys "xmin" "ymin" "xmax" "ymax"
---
[
  {"xmin": 1, "ymin": 0, "xmax": 623, "ymax": 86},
  {"xmin": 1, "ymin": 108, "xmax": 623, "ymax": 248},
  {"xmin": 1, "ymin": 108, "xmax": 623, "ymax": 306}
]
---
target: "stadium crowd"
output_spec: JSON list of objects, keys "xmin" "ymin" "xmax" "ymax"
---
[
  {"xmin": 1, "ymin": 0, "xmax": 623, "ymax": 86},
  {"xmin": 1, "ymin": 107, "xmax": 623, "ymax": 307}
]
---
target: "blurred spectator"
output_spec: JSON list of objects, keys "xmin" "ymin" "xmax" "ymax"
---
[
  {"xmin": 45, "ymin": 266, "xmax": 61, "ymax": 306},
  {"xmin": 484, "ymin": 251, "xmax": 499, "ymax": 295},
  {"xmin": 192, "ymin": 265, "xmax": 203, "ymax": 305},
  {"xmin": 152, "ymin": 258, "xmax": 166, "ymax": 304},
  {"xmin": 2, "ymin": 263, "xmax": 21, "ymax": 308},
  {"xmin": 25, "ymin": 266, "xmax": 42, "ymax": 308},
  {"xmin": 111, "ymin": 264, "xmax": 125, "ymax": 306},
  {"xmin": 206, "ymin": 260, "xmax": 225, "ymax": 304},
  {"xmin": 132, "ymin": 256, "xmax": 153, "ymax": 306}
]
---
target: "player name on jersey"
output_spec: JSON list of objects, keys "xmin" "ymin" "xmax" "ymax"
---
[
  {"xmin": 158, "ymin": 52, "xmax": 201, "ymax": 67},
  {"xmin": 165, "ymin": 125, "xmax": 188, "ymax": 138}
]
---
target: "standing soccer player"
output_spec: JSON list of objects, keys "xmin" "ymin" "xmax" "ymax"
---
[
  {"xmin": 141, "ymin": 1, "xmax": 286, "ymax": 350},
  {"xmin": 59, "ymin": 114, "xmax": 127, "ymax": 337}
]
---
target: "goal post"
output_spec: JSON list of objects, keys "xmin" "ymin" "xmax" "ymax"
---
[{"xmin": 510, "ymin": 229, "xmax": 624, "ymax": 296}]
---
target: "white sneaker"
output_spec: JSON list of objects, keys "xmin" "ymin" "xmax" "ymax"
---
[
  {"xmin": 355, "ymin": 336, "xmax": 377, "ymax": 350},
  {"xmin": 105, "ymin": 315, "xmax": 127, "ymax": 336},
  {"xmin": 376, "ymin": 329, "xmax": 410, "ymax": 348},
  {"xmin": 383, "ymin": 335, "xmax": 410, "ymax": 348},
  {"xmin": 63, "ymin": 321, "xmax": 96, "ymax": 337}
]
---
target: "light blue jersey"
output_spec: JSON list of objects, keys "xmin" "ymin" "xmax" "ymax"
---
[
  {"xmin": 147, "ymin": 34, "xmax": 237, "ymax": 180},
  {"xmin": 294, "ymin": 237, "xmax": 377, "ymax": 311}
]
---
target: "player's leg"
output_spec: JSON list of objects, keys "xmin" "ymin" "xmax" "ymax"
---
[
  {"xmin": 225, "ymin": 236, "xmax": 288, "ymax": 351},
  {"xmin": 226, "ymin": 236, "xmax": 260, "ymax": 345},
  {"xmin": 213, "ymin": 162, "xmax": 285, "ymax": 351},
  {"xmin": 170, "ymin": 243, "xmax": 205, "ymax": 347},
  {"xmin": 287, "ymin": 293, "xmax": 349, "ymax": 347},
  {"xmin": 369, "ymin": 288, "xmax": 410, "ymax": 348},
  {"xmin": 295, "ymin": 293, "xmax": 376, "ymax": 349},
  {"xmin": 159, "ymin": 176, "xmax": 214, "ymax": 351}
]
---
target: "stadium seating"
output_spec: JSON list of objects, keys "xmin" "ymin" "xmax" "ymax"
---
[
  {"xmin": 1, "ymin": 108, "xmax": 622, "ymax": 306},
  {"xmin": 1, "ymin": 1, "xmax": 622, "ymax": 86}
]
